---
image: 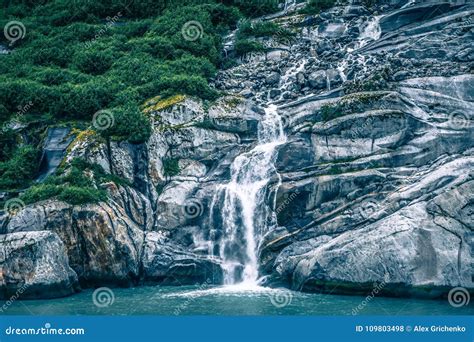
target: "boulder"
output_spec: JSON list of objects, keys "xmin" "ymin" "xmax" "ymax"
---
[
  {"xmin": 6, "ymin": 197, "xmax": 146, "ymax": 287},
  {"xmin": 265, "ymin": 72, "xmax": 281, "ymax": 85},
  {"xmin": 142, "ymin": 232, "xmax": 223, "ymax": 284},
  {"xmin": 308, "ymin": 70, "xmax": 327, "ymax": 89},
  {"xmin": 0, "ymin": 231, "xmax": 79, "ymax": 299}
]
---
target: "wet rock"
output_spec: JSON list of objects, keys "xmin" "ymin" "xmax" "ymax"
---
[
  {"xmin": 308, "ymin": 70, "xmax": 327, "ymax": 89},
  {"xmin": 0, "ymin": 231, "xmax": 79, "ymax": 299},
  {"xmin": 270, "ymin": 89, "xmax": 282, "ymax": 99},
  {"xmin": 6, "ymin": 194, "xmax": 147, "ymax": 287},
  {"xmin": 265, "ymin": 72, "xmax": 281, "ymax": 85},
  {"xmin": 142, "ymin": 232, "xmax": 223, "ymax": 285},
  {"xmin": 296, "ymin": 72, "xmax": 306, "ymax": 86},
  {"xmin": 240, "ymin": 88, "xmax": 254, "ymax": 98}
]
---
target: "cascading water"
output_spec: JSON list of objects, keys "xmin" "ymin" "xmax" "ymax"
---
[
  {"xmin": 356, "ymin": 16, "xmax": 382, "ymax": 49},
  {"xmin": 211, "ymin": 105, "xmax": 286, "ymax": 286}
]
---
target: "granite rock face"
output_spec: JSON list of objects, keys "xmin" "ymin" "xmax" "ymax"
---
[
  {"xmin": 1, "ymin": 0, "xmax": 473, "ymax": 299},
  {"xmin": 0, "ymin": 231, "xmax": 79, "ymax": 299},
  {"xmin": 216, "ymin": 0, "xmax": 474, "ymax": 297}
]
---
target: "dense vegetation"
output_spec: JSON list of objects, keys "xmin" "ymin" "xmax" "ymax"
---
[
  {"xmin": 299, "ymin": 0, "xmax": 336, "ymax": 15},
  {"xmin": 20, "ymin": 159, "xmax": 128, "ymax": 205},
  {"xmin": 234, "ymin": 20, "xmax": 295, "ymax": 56},
  {"xmin": 0, "ymin": 0, "xmax": 284, "ymax": 196}
]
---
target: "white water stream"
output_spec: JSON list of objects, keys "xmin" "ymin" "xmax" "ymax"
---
[{"xmin": 211, "ymin": 105, "xmax": 286, "ymax": 286}]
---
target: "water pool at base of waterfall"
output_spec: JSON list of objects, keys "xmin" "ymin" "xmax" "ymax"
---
[{"xmin": 2, "ymin": 285, "xmax": 472, "ymax": 316}]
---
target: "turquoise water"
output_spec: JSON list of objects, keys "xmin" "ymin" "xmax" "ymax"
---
[{"xmin": 2, "ymin": 285, "xmax": 472, "ymax": 315}]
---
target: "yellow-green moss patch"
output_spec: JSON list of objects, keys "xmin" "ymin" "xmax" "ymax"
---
[{"xmin": 142, "ymin": 95, "xmax": 186, "ymax": 114}]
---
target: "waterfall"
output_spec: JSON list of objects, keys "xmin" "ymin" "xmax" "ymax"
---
[
  {"xmin": 211, "ymin": 105, "xmax": 286, "ymax": 286},
  {"xmin": 356, "ymin": 16, "xmax": 382, "ymax": 49}
]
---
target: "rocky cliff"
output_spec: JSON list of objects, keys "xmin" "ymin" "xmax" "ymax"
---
[{"xmin": 1, "ymin": 0, "xmax": 473, "ymax": 300}]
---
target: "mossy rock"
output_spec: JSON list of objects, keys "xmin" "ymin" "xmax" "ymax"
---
[{"xmin": 142, "ymin": 95, "xmax": 186, "ymax": 114}]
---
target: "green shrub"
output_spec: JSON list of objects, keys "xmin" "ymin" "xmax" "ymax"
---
[
  {"xmin": 144, "ymin": 75, "xmax": 219, "ymax": 100},
  {"xmin": 98, "ymin": 105, "xmax": 152, "ymax": 144},
  {"xmin": 32, "ymin": 67, "xmax": 90, "ymax": 86},
  {"xmin": 31, "ymin": 46, "xmax": 73, "ymax": 67},
  {"xmin": 119, "ymin": 20, "xmax": 154, "ymax": 37},
  {"xmin": 0, "ymin": 0, "xmax": 281, "ymax": 148},
  {"xmin": 0, "ymin": 79, "xmax": 60, "ymax": 115},
  {"xmin": 58, "ymin": 80, "xmax": 115, "ymax": 119},
  {"xmin": 72, "ymin": 48, "xmax": 116, "ymax": 75},
  {"xmin": 167, "ymin": 55, "xmax": 217, "ymax": 79},
  {"xmin": 299, "ymin": 0, "xmax": 336, "ymax": 15},
  {"xmin": 163, "ymin": 158, "xmax": 180, "ymax": 177},
  {"xmin": 226, "ymin": 0, "xmax": 280, "ymax": 17},
  {"xmin": 0, "ymin": 145, "xmax": 39, "ymax": 189},
  {"xmin": 0, "ymin": 129, "xmax": 17, "ymax": 161},
  {"xmin": 321, "ymin": 104, "xmax": 340, "ymax": 122},
  {"xmin": 21, "ymin": 183, "xmax": 106, "ymax": 205},
  {"xmin": 57, "ymin": 186, "xmax": 107, "ymax": 205},
  {"xmin": 234, "ymin": 39, "xmax": 266, "ymax": 56},
  {"xmin": 21, "ymin": 184, "xmax": 63, "ymax": 204},
  {"xmin": 239, "ymin": 21, "xmax": 280, "ymax": 38},
  {"xmin": 237, "ymin": 20, "xmax": 295, "ymax": 44},
  {"xmin": 320, "ymin": 93, "xmax": 386, "ymax": 121},
  {"xmin": 21, "ymin": 158, "xmax": 129, "ymax": 204}
]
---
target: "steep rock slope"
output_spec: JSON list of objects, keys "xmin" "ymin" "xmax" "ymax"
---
[{"xmin": 1, "ymin": 0, "xmax": 473, "ymax": 299}]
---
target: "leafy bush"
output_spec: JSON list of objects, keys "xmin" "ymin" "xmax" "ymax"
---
[
  {"xmin": 234, "ymin": 39, "xmax": 265, "ymax": 56},
  {"xmin": 57, "ymin": 186, "xmax": 107, "ymax": 205},
  {"xmin": 299, "ymin": 0, "xmax": 336, "ymax": 15},
  {"xmin": 0, "ymin": 129, "xmax": 17, "ymax": 161},
  {"xmin": 321, "ymin": 104, "xmax": 341, "ymax": 122},
  {"xmin": 163, "ymin": 158, "xmax": 180, "ymax": 177},
  {"xmin": 31, "ymin": 46, "xmax": 73, "ymax": 67},
  {"xmin": 21, "ymin": 158, "xmax": 128, "ymax": 204},
  {"xmin": 0, "ymin": 0, "xmax": 286, "ymax": 160},
  {"xmin": 143, "ymin": 75, "xmax": 219, "ymax": 100},
  {"xmin": 72, "ymin": 48, "xmax": 116, "ymax": 75},
  {"xmin": 0, "ymin": 145, "xmax": 39, "ymax": 189},
  {"xmin": 0, "ymin": 1, "xmax": 251, "ymax": 129},
  {"xmin": 225, "ymin": 0, "xmax": 280, "ymax": 17},
  {"xmin": 32, "ymin": 67, "xmax": 90, "ymax": 86},
  {"xmin": 58, "ymin": 80, "xmax": 115, "ymax": 119},
  {"xmin": 20, "ymin": 184, "xmax": 63, "ymax": 204},
  {"xmin": 237, "ymin": 20, "xmax": 295, "ymax": 45},
  {"xmin": 98, "ymin": 105, "xmax": 152, "ymax": 144},
  {"xmin": 0, "ymin": 79, "xmax": 60, "ymax": 115},
  {"xmin": 320, "ymin": 93, "xmax": 386, "ymax": 121},
  {"xmin": 238, "ymin": 21, "xmax": 282, "ymax": 38}
]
